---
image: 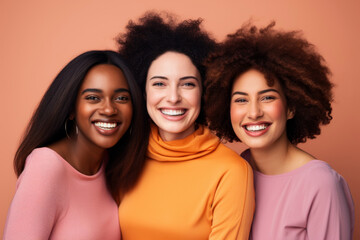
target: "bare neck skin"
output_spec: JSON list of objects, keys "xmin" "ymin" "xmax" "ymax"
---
[
  {"xmin": 158, "ymin": 124, "xmax": 195, "ymax": 142},
  {"xmin": 50, "ymin": 137, "xmax": 105, "ymax": 176},
  {"xmin": 249, "ymin": 132, "xmax": 314, "ymax": 175}
]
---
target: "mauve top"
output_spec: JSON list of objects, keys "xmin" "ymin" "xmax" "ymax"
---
[
  {"xmin": 242, "ymin": 149, "xmax": 354, "ymax": 240},
  {"xmin": 3, "ymin": 147, "xmax": 120, "ymax": 240}
]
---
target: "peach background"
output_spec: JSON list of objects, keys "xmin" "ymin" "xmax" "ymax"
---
[{"xmin": 1, "ymin": 0, "xmax": 359, "ymax": 238}]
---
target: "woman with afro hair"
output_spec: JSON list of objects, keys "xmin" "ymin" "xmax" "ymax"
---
[
  {"xmin": 205, "ymin": 22, "xmax": 354, "ymax": 239},
  {"xmin": 116, "ymin": 12, "xmax": 255, "ymax": 240}
]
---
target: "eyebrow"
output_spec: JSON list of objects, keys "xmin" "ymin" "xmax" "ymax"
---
[
  {"xmin": 149, "ymin": 76, "xmax": 199, "ymax": 81},
  {"xmin": 115, "ymin": 88, "xmax": 130, "ymax": 93},
  {"xmin": 232, "ymin": 88, "xmax": 279, "ymax": 97},
  {"xmin": 149, "ymin": 76, "xmax": 167, "ymax": 80},
  {"xmin": 81, "ymin": 88, "xmax": 130, "ymax": 95},
  {"xmin": 180, "ymin": 76, "xmax": 199, "ymax": 81}
]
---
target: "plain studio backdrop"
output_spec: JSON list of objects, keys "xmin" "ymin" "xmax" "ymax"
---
[{"xmin": 1, "ymin": 0, "xmax": 359, "ymax": 238}]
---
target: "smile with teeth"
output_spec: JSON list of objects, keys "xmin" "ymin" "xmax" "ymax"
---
[
  {"xmin": 94, "ymin": 122, "xmax": 118, "ymax": 130},
  {"xmin": 244, "ymin": 124, "xmax": 269, "ymax": 132},
  {"xmin": 160, "ymin": 109, "xmax": 186, "ymax": 116}
]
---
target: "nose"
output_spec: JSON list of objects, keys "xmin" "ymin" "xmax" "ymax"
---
[
  {"xmin": 100, "ymin": 99, "xmax": 117, "ymax": 116},
  {"xmin": 248, "ymin": 101, "xmax": 263, "ymax": 120},
  {"xmin": 166, "ymin": 85, "xmax": 182, "ymax": 104}
]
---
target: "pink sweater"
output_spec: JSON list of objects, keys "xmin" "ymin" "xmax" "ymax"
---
[
  {"xmin": 3, "ymin": 147, "xmax": 120, "ymax": 240},
  {"xmin": 242, "ymin": 150, "xmax": 354, "ymax": 240}
]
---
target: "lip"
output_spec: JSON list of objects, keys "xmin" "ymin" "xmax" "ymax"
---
[
  {"xmin": 159, "ymin": 107, "xmax": 188, "ymax": 121},
  {"xmin": 92, "ymin": 119, "xmax": 121, "ymax": 136},
  {"xmin": 242, "ymin": 121, "xmax": 271, "ymax": 137}
]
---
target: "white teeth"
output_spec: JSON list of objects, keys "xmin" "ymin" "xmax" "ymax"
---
[
  {"xmin": 94, "ymin": 122, "xmax": 117, "ymax": 130},
  {"xmin": 161, "ymin": 109, "xmax": 185, "ymax": 116},
  {"xmin": 245, "ymin": 124, "xmax": 268, "ymax": 132}
]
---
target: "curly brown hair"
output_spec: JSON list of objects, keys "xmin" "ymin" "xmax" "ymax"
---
[
  {"xmin": 204, "ymin": 22, "xmax": 333, "ymax": 144},
  {"xmin": 117, "ymin": 12, "xmax": 217, "ymax": 125}
]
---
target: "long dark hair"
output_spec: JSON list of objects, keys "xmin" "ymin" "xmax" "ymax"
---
[{"xmin": 14, "ymin": 50, "xmax": 149, "ymax": 202}]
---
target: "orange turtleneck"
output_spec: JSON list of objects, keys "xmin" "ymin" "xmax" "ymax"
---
[{"xmin": 119, "ymin": 125, "xmax": 255, "ymax": 240}]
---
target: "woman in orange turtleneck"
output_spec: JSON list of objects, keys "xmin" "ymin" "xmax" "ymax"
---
[{"xmin": 116, "ymin": 12, "xmax": 255, "ymax": 240}]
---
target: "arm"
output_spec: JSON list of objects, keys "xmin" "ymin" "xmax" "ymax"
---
[
  {"xmin": 306, "ymin": 167, "xmax": 354, "ymax": 240},
  {"xmin": 209, "ymin": 160, "xmax": 255, "ymax": 240},
  {"xmin": 3, "ymin": 149, "xmax": 65, "ymax": 240}
]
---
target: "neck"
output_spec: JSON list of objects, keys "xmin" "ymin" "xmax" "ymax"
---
[
  {"xmin": 68, "ymin": 138, "xmax": 105, "ymax": 175},
  {"xmin": 249, "ymin": 132, "xmax": 311, "ymax": 175},
  {"xmin": 52, "ymin": 135, "xmax": 105, "ymax": 175},
  {"xmin": 158, "ymin": 124, "xmax": 195, "ymax": 142}
]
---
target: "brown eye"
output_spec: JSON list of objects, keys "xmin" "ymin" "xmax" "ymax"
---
[
  {"xmin": 261, "ymin": 96, "xmax": 276, "ymax": 102},
  {"xmin": 234, "ymin": 98, "xmax": 247, "ymax": 103},
  {"xmin": 85, "ymin": 95, "xmax": 100, "ymax": 101},
  {"xmin": 115, "ymin": 95, "xmax": 130, "ymax": 103}
]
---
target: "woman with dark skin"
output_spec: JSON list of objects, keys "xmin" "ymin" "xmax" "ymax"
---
[
  {"xmin": 117, "ymin": 12, "xmax": 255, "ymax": 240},
  {"xmin": 4, "ymin": 50, "xmax": 148, "ymax": 239},
  {"xmin": 204, "ymin": 22, "xmax": 354, "ymax": 239}
]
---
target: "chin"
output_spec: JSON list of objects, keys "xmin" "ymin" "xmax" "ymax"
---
[
  {"xmin": 240, "ymin": 138, "xmax": 268, "ymax": 149},
  {"xmin": 96, "ymin": 139, "xmax": 121, "ymax": 149}
]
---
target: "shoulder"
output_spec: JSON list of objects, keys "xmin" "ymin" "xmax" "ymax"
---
[
  {"xmin": 199, "ymin": 128, "xmax": 252, "ymax": 177},
  {"xmin": 216, "ymin": 143, "xmax": 248, "ymax": 164},
  {"xmin": 19, "ymin": 147, "xmax": 68, "ymax": 183},
  {"xmin": 13, "ymin": 148, "xmax": 70, "ymax": 210},
  {"xmin": 212, "ymin": 143, "xmax": 252, "ymax": 180},
  {"xmin": 298, "ymin": 160, "xmax": 351, "ymax": 197},
  {"xmin": 25, "ymin": 147, "xmax": 65, "ymax": 170},
  {"xmin": 303, "ymin": 161, "xmax": 355, "ymax": 235},
  {"xmin": 302, "ymin": 160, "xmax": 343, "ymax": 185}
]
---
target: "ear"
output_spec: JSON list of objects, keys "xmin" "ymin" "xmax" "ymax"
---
[
  {"xmin": 69, "ymin": 113, "xmax": 75, "ymax": 120},
  {"xmin": 287, "ymin": 108, "xmax": 295, "ymax": 120}
]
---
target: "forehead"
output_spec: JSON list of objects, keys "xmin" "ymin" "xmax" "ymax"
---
[
  {"xmin": 232, "ymin": 69, "xmax": 283, "ymax": 93},
  {"xmin": 147, "ymin": 51, "xmax": 200, "ymax": 78},
  {"xmin": 81, "ymin": 64, "xmax": 129, "ymax": 89}
]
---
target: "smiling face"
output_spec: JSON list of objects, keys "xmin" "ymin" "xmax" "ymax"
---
[
  {"xmin": 230, "ymin": 69, "xmax": 293, "ymax": 150},
  {"xmin": 145, "ymin": 51, "xmax": 202, "ymax": 141},
  {"xmin": 74, "ymin": 64, "xmax": 133, "ymax": 150}
]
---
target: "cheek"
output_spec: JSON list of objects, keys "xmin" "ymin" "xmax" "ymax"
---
[
  {"xmin": 186, "ymin": 89, "xmax": 202, "ymax": 109},
  {"xmin": 266, "ymin": 100, "xmax": 287, "ymax": 120},
  {"xmin": 145, "ymin": 88, "xmax": 158, "ymax": 108},
  {"xmin": 230, "ymin": 104, "xmax": 246, "ymax": 126},
  {"xmin": 75, "ymin": 103, "xmax": 91, "ymax": 121},
  {"xmin": 145, "ymin": 89, "xmax": 160, "ymax": 122}
]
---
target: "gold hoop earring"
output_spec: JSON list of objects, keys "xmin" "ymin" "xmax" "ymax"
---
[
  {"xmin": 65, "ymin": 119, "xmax": 78, "ymax": 139},
  {"xmin": 65, "ymin": 119, "xmax": 71, "ymax": 139}
]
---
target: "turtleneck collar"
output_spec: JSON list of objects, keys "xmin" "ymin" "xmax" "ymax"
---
[{"xmin": 147, "ymin": 124, "xmax": 220, "ymax": 162}]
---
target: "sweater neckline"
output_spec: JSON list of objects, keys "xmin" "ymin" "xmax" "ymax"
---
[
  {"xmin": 253, "ymin": 160, "xmax": 325, "ymax": 179},
  {"xmin": 147, "ymin": 124, "xmax": 220, "ymax": 162},
  {"xmin": 39, "ymin": 147, "xmax": 104, "ymax": 180},
  {"xmin": 241, "ymin": 148, "xmax": 324, "ymax": 178}
]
